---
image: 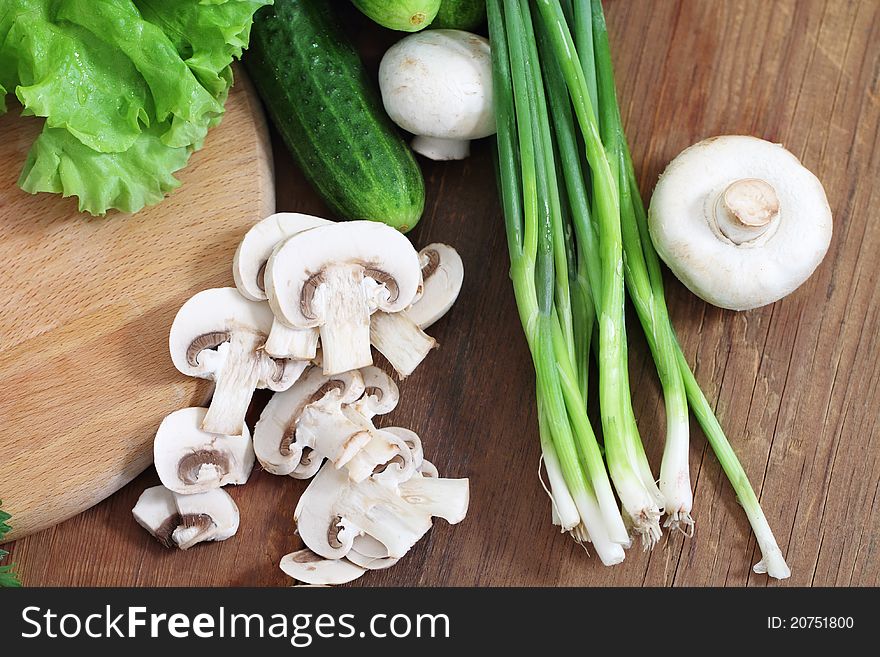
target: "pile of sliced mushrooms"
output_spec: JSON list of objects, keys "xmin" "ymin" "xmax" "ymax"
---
[{"xmin": 132, "ymin": 213, "xmax": 468, "ymax": 585}]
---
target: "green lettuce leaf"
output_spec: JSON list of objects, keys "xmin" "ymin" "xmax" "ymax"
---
[
  {"xmin": 19, "ymin": 123, "xmax": 190, "ymax": 215},
  {"xmin": 135, "ymin": 0, "xmax": 269, "ymax": 96},
  {"xmin": 2, "ymin": 0, "xmax": 270, "ymax": 215},
  {"xmin": 7, "ymin": 2, "xmax": 151, "ymax": 153}
]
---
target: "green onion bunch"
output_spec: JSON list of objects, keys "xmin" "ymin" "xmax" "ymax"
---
[{"xmin": 488, "ymin": 0, "xmax": 790, "ymax": 578}]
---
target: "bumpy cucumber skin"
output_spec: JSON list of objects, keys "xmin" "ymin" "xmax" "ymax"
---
[
  {"xmin": 352, "ymin": 0, "xmax": 441, "ymax": 32},
  {"xmin": 246, "ymin": 0, "xmax": 424, "ymax": 232},
  {"xmin": 433, "ymin": 0, "xmax": 486, "ymax": 30}
]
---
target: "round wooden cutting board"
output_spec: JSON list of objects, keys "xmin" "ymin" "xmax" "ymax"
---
[{"xmin": 0, "ymin": 68, "xmax": 274, "ymax": 541}]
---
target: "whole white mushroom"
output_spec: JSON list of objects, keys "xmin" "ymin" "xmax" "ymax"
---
[
  {"xmin": 648, "ymin": 135, "xmax": 832, "ymax": 311},
  {"xmin": 379, "ymin": 29, "xmax": 496, "ymax": 161}
]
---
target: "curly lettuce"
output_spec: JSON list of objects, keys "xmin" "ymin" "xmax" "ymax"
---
[{"xmin": 0, "ymin": 0, "xmax": 271, "ymax": 215}]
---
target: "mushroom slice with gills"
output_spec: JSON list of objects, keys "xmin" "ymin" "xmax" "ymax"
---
[
  {"xmin": 373, "ymin": 427, "xmax": 424, "ymax": 481},
  {"xmin": 132, "ymin": 485, "xmax": 180, "ymax": 548},
  {"xmin": 343, "ymin": 425, "xmax": 417, "ymax": 484},
  {"xmin": 290, "ymin": 446, "xmax": 324, "ymax": 480},
  {"xmin": 233, "ymin": 212, "xmax": 331, "ymax": 301},
  {"xmin": 348, "ymin": 366, "xmax": 399, "ymax": 420},
  {"xmin": 407, "ymin": 243, "xmax": 464, "ymax": 329},
  {"xmin": 265, "ymin": 221, "xmax": 421, "ymax": 376},
  {"xmin": 233, "ymin": 213, "xmax": 331, "ymax": 359},
  {"xmin": 648, "ymin": 135, "xmax": 833, "ymax": 310},
  {"xmin": 132, "ymin": 486, "xmax": 239, "ymax": 550},
  {"xmin": 368, "ymin": 243, "xmax": 463, "ymax": 376},
  {"xmin": 171, "ymin": 488, "xmax": 240, "ymax": 550},
  {"xmin": 154, "ymin": 407, "xmax": 255, "ymax": 495},
  {"xmin": 170, "ymin": 287, "xmax": 304, "ymax": 436},
  {"xmin": 280, "ymin": 549, "xmax": 366, "ymax": 586},
  {"xmin": 295, "ymin": 393, "xmax": 413, "ymax": 482},
  {"xmin": 253, "ymin": 366, "xmax": 365, "ymax": 476},
  {"xmin": 295, "ymin": 462, "xmax": 470, "ymax": 560}
]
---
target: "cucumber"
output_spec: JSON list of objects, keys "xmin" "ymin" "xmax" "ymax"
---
[
  {"xmin": 245, "ymin": 0, "xmax": 424, "ymax": 232},
  {"xmin": 352, "ymin": 0, "xmax": 441, "ymax": 32},
  {"xmin": 433, "ymin": 0, "xmax": 486, "ymax": 30}
]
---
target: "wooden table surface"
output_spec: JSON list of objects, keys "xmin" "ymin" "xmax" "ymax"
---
[{"xmin": 6, "ymin": 0, "xmax": 880, "ymax": 587}]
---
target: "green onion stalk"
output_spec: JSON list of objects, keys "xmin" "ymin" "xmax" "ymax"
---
[
  {"xmin": 488, "ymin": 0, "xmax": 628, "ymax": 564},
  {"xmin": 535, "ymin": 0, "xmax": 663, "ymax": 547},
  {"xmin": 579, "ymin": 0, "xmax": 789, "ymax": 576},
  {"xmin": 579, "ymin": 0, "xmax": 693, "ymax": 533}
]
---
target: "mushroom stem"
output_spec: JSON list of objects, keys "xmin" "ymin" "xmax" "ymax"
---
[
  {"xmin": 710, "ymin": 178, "xmax": 780, "ymax": 245},
  {"xmin": 265, "ymin": 320, "xmax": 319, "ymax": 360},
  {"xmin": 202, "ymin": 332, "xmax": 263, "ymax": 436},
  {"xmin": 411, "ymin": 135, "xmax": 471, "ymax": 161},
  {"xmin": 369, "ymin": 310, "xmax": 437, "ymax": 378},
  {"xmin": 316, "ymin": 264, "xmax": 374, "ymax": 375}
]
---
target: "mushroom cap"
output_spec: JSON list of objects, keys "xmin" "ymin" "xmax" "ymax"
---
[
  {"xmin": 233, "ymin": 213, "xmax": 331, "ymax": 301},
  {"xmin": 407, "ymin": 243, "xmax": 464, "ymax": 328},
  {"xmin": 169, "ymin": 287, "xmax": 275, "ymax": 378},
  {"xmin": 378, "ymin": 30, "xmax": 495, "ymax": 140},
  {"xmin": 265, "ymin": 221, "xmax": 422, "ymax": 328},
  {"xmin": 649, "ymin": 136, "xmax": 832, "ymax": 310},
  {"xmin": 253, "ymin": 366, "xmax": 365, "ymax": 475},
  {"xmin": 279, "ymin": 549, "xmax": 366, "ymax": 586},
  {"xmin": 172, "ymin": 488, "xmax": 240, "ymax": 550},
  {"xmin": 154, "ymin": 407, "xmax": 255, "ymax": 495}
]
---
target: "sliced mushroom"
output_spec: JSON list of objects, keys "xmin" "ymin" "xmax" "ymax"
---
[
  {"xmin": 345, "ymin": 550, "xmax": 400, "ymax": 571},
  {"xmin": 253, "ymin": 366, "xmax": 365, "ymax": 476},
  {"xmin": 291, "ymin": 446, "xmax": 324, "ymax": 480},
  {"xmin": 368, "ymin": 243, "xmax": 463, "ymax": 376},
  {"xmin": 295, "ymin": 462, "xmax": 470, "ymax": 560},
  {"xmin": 154, "ymin": 407, "xmax": 254, "ymax": 494},
  {"xmin": 351, "ymin": 534, "xmax": 390, "ymax": 559},
  {"xmin": 381, "ymin": 427, "xmax": 424, "ymax": 472},
  {"xmin": 279, "ymin": 549, "xmax": 366, "ymax": 585},
  {"xmin": 369, "ymin": 311, "xmax": 436, "ymax": 378},
  {"xmin": 348, "ymin": 366, "xmax": 400, "ymax": 419},
  {"xmin": 132, "ymin": 485, "xmax": 239, "ymax": 550},
  {"xmin": 169, "ymin": 287, "xmax": 306, "ymax": 435},
  {"xmin": 343, "ymin": 425, "xmax": 417, "ymax": 484},
  {"xmin": 171, "ymin": 488, "xmax": 240, "ymax": 550},
  {"xmin": 132, "ymin": 486, "xmax": 180, "ymax": 548},
  {"xmin": 265, "ymin": 221, "xmax": 421, "ymax": 375},
  {"xmin": 346, "ymin": 533, "xmax": 400, "ymax": 570},
  {"xmin": 233, "ymin": 213, "xmax": 332, "ymax": 301},
  {"xmin": 419, "ymin": 459, "xmax": 439, "ymax": 478},
  {"xmin": 234, "ymin": 213, "xmax": 331, "ymax": 359},
  {"xmin": 296, "ymin": 395, "xmax": 414, "ymax": 482},
  {"xmin": 407, "ymin": 243, "xmax": 464, "ymax": 329}
]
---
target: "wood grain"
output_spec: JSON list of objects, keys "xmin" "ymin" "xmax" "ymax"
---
[
  {"xmin": 0, "ymin": 67, "xmax": 274, "ymax": 540},
  {"xmin": 4, "ymin": 0, "xmax": 879, "ymax": 586}
]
